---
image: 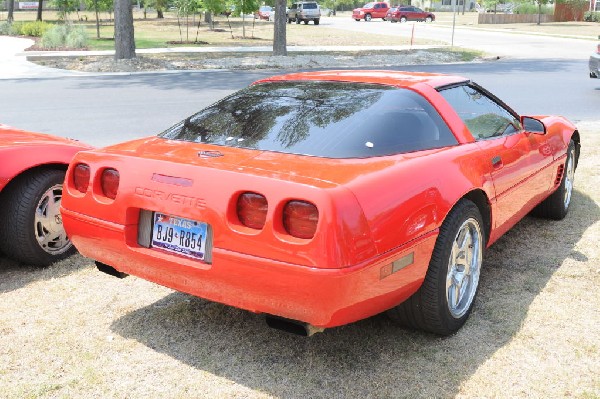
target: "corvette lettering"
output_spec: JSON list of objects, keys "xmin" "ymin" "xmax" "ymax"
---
[{"xmin": 135, "ymin": 187, "xmax": 206, "ymax": 209}]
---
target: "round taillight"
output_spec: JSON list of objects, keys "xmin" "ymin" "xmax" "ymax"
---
[
  {"xmin": 283, "ymin": 200, "xmax": 318, "ymax": 239},
  {"xmin": 236, "ymin": 192, "xmax": 268, "ymax": 230},
  {"xmin": 101, "ymin": 168, "xmax": 120, "ymax": 200},
  {"xmin": 73, "ymin": 163, "xmax": 90, "ymax": 193}
]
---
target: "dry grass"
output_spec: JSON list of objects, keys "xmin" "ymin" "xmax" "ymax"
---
[{"xmin": 1, "ymin": 123, "xmax": 599, "ymax": 398}]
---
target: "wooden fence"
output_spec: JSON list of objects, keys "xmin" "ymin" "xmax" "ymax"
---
[{"xmin": 478, "ymin": 13, "xmax": 555, "ymax": 24}]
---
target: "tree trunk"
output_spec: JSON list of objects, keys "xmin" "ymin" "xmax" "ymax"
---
[
  {"xmin": 36, "ymin": 0, "xmax": 43, "ymax": 21},
  {"xmin": 537, "ymin": 4, "xmax": 541, "ymax": 25},
  {"xmin": 273, "ymin": 0, "xmax": 287, "ymax": 56},
  {"xmin": 157, "ymin": 8, "xmax": 164, "ymax": 18},
  {"xmin": 114, "ymin": 0, "xmax": 136, "ymax": 60},
  {"xmin": 8, "ymin": 0, "xmax": 14, "ymax": 22},
  {"xmin": 204, "ymin": 11, "xmax": 212, "ymax": 24}
]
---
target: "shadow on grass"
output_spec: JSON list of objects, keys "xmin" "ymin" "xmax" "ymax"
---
[
  {"xmin": 110, "ymin": 188, "xmax": 598, "ymax": 398},
  {"xmin": 0, "ymin": 253, "xmax": 91, "ymax": 294}
]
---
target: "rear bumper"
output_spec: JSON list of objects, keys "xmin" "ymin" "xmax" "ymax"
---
[{"xmin": 63, "ymin": 208, "xmax": 436, "ymax": 328}]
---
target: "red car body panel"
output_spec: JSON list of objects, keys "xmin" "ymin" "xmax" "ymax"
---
[
  {"xmin": 0, "ymin": 125, "xmax": 92, "ymax": 191},
  {"xmin": 60, "ymin": 71, "xmax": 576, "ymax": 328}
]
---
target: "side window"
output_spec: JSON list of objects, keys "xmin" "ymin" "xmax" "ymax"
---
[{"xmin": 439, "ymin": 85, "xmax": 521, "ymax": 140}]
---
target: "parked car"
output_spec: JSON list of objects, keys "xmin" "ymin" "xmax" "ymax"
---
[
  {"xmin": 255, "ymin": 5, "xmax": 272, "ymax": 20},
  {"xmin": 352, "ymin": 2, "xmax": 390, "ymax": 21},
  {"xmin": 589, "ymin": 38, "xmax": 600, "ymax": 78},
  {"xmin": 287, "ymin": 1, "xmax": 321, "ymax": 24},
  {"xmin": 387, "ymin": 5, "xmax": 435, "ymax": 22},
  {"xmin": 0, "ymin": 125, "xmax": 92, "ymax": 265},
  {"xmin": 61, "ymin": 70, "xmax": 579, "ymax": 336}
]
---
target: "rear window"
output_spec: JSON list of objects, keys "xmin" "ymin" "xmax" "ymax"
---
[
  {"xmin": 160, "ymin": 81, "xmax": 457, "ymax": 158},
  {"xmin": 302, "ymin": 2, "xmax": 318, "ymax": 9}
]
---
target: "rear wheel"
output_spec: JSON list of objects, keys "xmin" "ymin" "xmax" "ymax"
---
[
  {"xmin": 314, "ymin": 19, "xmax": 320, "ymax": 25},
  {"xmin": 0, "ymin": 169, "xmax": 74, "ymax": 266},
  {"xmin": 388, "ymin": 199, "xmax": 484, "ymax": 335},
  {"xmin": 425, "ymin": 16, "xmax": 433, "ymax": 22},
  {"xmin": 532, "ymin": 139, "xmax": 576, "ymax": 220},
  {"xmin": 303, "ymin": 20, "xmax": 308, "ymax": 24},
  {"xmin": 296, "ymin": 17, "xmax": 301, "ymax": 24},
  {"xmin": 365, "ymin": 13, "xmax": 372, "ymax": 21},
  {"xmin": 355, "ymin": 18, "xmax": 360, "ymax": 21},
  {"xmin": 400, "ymin": 16, "xmax": 407, "ymax": 22}
]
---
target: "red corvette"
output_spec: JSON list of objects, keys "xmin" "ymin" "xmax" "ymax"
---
[
  {"xmin": 61, "ymin": 71, "xmax": 579, "ymax": 336},
  {"xmin": 0, "ymin": 125, "xmax": 92, "ymax": 265}
]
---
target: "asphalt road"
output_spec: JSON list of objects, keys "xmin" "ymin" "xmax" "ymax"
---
[
  {"xmin": 324, "ymin": 16, "xmax": 594, "ymax": 60},
  {"xmin": 0, "ymin": 59, "xmax": 597, "ymax": 147}
]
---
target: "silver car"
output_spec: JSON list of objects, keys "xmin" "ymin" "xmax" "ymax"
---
[{"xmin": 590, "ymin": 37, "xmax": 600, "ymax": 79}]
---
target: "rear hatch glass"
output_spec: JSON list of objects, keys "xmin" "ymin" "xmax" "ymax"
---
[{"xmin": 160, "ymin": 81, "xmax": 457, "ymax": 158}]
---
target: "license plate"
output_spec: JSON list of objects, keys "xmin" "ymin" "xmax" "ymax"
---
[{"xmin": 151, "ymin": 212, "xmax": 209, "ymax": 260}]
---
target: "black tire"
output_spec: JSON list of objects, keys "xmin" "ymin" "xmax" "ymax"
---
[
  {"xmin": 303, "ymin": 20, "xmax": 308, "ymax": 24},
  {"xmin": 314, "ymin": 19, "xmax": 320, "ymax": 25},
  {"xmin": 355, "ymin": 18, "xmax": 360, "ymax": 21},
  {"xmin": 288, "ymin": 18, "xmax": 292, "ymax": 23},
  {"xmin": 365, "ymin": 13, "xmax": 372, "ymax": 21},
  {"xmin": 425, "ymin": 16, "xmax": 433, "ymax": 22},
  {"xmin": 296, "ymin": 17, "xmax": 301, "ymax": 24},
  {"xmin": 382, "ymin": 18, "xmax": 386, "ymax": 21},
  {"xmin": 388, "ymin": 199, "xmax": 485, "ymax": 335},
  {"xmin": 400, "ymin": 16, "xmax": 407, "ymax": 22},
  {"xmin": 532, "ymin": 139, "xmax": 577, "ymax": 220},
  {"xmin": 0, "ymin": 169, "xmax": 75, "ymax": 266}
]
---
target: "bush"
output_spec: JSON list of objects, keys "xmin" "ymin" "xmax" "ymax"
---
[
  {"xmin": 513, "ymin": 4, "xmax": 554, "ymax": 14},
  {"xmin": 0, "ymin": 21, "xmax": 23, "ymax": 36},
  {"xmin": 20, "ymin": 21, "xmax": 53, "ymax": 37},
  {"xmin": 584, "ymin": 11, "xmax": 600, "ymax": 22},
  {"xmin": 41, "ymin": 23, "xmax": 87, "ymax": 49}
]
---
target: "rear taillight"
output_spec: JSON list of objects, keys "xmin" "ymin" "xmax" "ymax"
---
[
  {"xmin": 237, "ymin": 192, "xmax": 268, "ymax": 230},
  {"xmin": 597, "ymin": 44, "xmax": 600, "ymax": 54},
  {"xmin": 73, "ymin": 163, "xmax": 90, "ymax": 193},
  {"xmin": 283, "ymin": 200, "xmax": 318, "ymax": 239},
  {"xmin": 101, "ymin": 168, "xmax": 120, "ymax": 200}
]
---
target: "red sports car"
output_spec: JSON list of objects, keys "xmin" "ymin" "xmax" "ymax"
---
[
  {"xmin": 0, "ymin": 125, "xmax": 92, "ymax": 265},
  {"xmin": 61, "ymin": 71, "xmax": 579, "ymax": 336}
]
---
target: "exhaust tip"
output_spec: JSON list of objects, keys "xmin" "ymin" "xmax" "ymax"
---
[
  {"xmin": 95, "ymin": 261, "xmax": 128, "ymax": 279},
  {"xmin": 265, "ymin": 315, "xmax": 324, "ymax": 336}
]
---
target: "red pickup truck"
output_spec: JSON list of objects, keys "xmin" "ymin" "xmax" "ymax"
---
[{"xmin": 352, "ymin": 2, "xmax": 390, "ymax": 21}]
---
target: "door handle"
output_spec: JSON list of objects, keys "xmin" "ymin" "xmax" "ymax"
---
[{"xmin": 492, "ymin": 155, "xmax": 503, "ymax": 169}]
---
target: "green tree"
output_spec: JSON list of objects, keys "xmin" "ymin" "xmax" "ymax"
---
[
  {"xmin": 7, "ymin": 0, "xmax": 14, "ymax": 22},
  {"xmin": 83, "ymin": 0, "xmax": 113, "ymax": 38},
  {"xmin": 50, "ymin": 0, "xmax": 80, "ymax": 20},
  {"xmin": 145, "ymin": 0, "xmax": 170, "ymax": 18},
  {"xmin": 174, "ymin": 0, "xmax": 202, "ymax": 42},
  {"xmin": 273, "ymin": 0, "xmax": 286, "ymax": 55},
  {"xmin": 203, "ymin": 0, "xmax": 226, "ymax": 29},
  {"xmin": 114, "ymin": 0, "xmax": 136, "ymax": 59},
  {"xmin": 232, "ymin": 0, "xmax": 259, "ymax": 38}
]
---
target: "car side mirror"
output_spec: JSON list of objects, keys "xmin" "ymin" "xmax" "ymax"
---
[{"xmin": 521, "ymin": 116, "xmax": 546, "ymax": 134}]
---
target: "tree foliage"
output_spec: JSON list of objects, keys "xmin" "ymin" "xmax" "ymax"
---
[
  {"xmin": 49, "ymin": 0, "xmax": 80, "ymax": 20},
  {"xmin": 173, "ymin": 0, "xmax": 202, "ymax": 42},
  {"xmin": 82, "ymin": 0, "xmax": 113, "ymax": 38}
]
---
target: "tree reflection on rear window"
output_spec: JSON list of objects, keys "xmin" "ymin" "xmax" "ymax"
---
[{"xmin": 160, "ymin": 81, "xmax": 457, "ymax": 158}]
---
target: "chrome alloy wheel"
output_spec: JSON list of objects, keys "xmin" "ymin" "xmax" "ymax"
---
[
  {"xmin": 563, "ymin": 147, "xmax": 575, "ymax": 209},
  {"xmin": 446, "ymin": 218, "xmax": 483, "ymax": 319},
  {"xmin": 34, "ymin": 184, "xmax": 72, "ymax": 255}
]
